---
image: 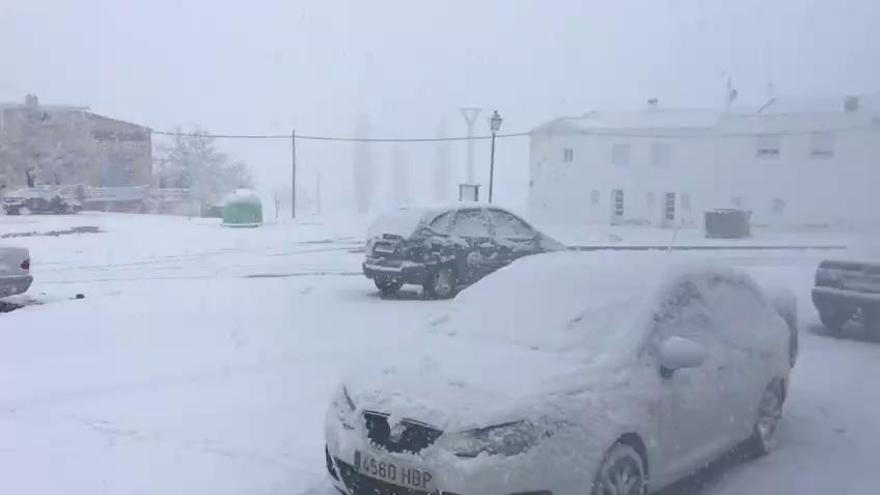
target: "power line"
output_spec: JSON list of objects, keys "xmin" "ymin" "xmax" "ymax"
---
[
  {"xmin": 151, "ymin": 122, "xmax": 879, "ymax": 142},
  {"xmin": 151, "ymin": 129, "xmax": 531, "ymax": 142}
]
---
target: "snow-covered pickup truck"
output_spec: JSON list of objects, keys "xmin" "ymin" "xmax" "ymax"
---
[
  {"xmin": 813, "ymin": 258, "xmax": 880, "ymax": 338},
  {"xmin": 0, "ymin": 246, "xmax": 33, "ymax": 298}
]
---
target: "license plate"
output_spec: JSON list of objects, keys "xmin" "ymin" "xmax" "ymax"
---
[
  {"xmin": 355, "ymin": 450, "xmax": 434, "ymax": 491},
  {"xmin": 374, "ymin": 243, "xmax": 396, "ymax": 255}
]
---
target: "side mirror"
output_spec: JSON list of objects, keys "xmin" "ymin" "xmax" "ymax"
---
[{"xmin": 658, "ymin": 337, "xmax": 707, "ymax": 378}]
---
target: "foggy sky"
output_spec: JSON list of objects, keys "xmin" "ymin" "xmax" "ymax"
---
[{"xmin": 1, "ymin": 0, "xmax": 877, "ymax": 213}]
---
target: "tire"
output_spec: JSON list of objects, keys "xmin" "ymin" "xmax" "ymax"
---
[
  {"xmin": 374, "ymin": 278, "xmax": 403, "ymax": 297},
  {"xmin": 863, "ymin": 308, "xmax": 880, "ymax": 340},
  {"xmin": 423, "ymin": 266, "xmax": 457, "ymax": 300},
  {"xmin": 591, "ymin": 443, "xmax": 648, "ymax": 495},
  {"xmin": 819, "ymin": 307, "xmax": 850, "ymax": 335},
  {"xmin": 745, "ymin": 380, "xmax": 784, "ymax": 457}
]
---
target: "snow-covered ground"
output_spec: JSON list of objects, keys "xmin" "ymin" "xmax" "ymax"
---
[{"xmin": 1, "ymin": 213, "xmax": 878, "ymax": 494}]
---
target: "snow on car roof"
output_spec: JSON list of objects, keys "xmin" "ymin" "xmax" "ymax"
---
[
  {"xmin": 435, "ymin": 252, "xmax": 746, "ymax": 359},
  {"xmin": 366, "ymin": 203, "xmax": 521, "ymax": 237}
]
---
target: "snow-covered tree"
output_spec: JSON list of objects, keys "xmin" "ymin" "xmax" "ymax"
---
[
  {"xmin": 352, "ymin": 115, "xmax": 374, "ymax": 213},
  {"xmin": 0, "ymin": 109, "xmax": 98, "ymax": 187},
  {"xmin": 154, "ymin": 126, "xmax": 253, "ymax": 204}
]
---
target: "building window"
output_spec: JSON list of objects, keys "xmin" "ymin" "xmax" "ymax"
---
[
  {"xmin": 591, "ymin": 190, "xmax": 600, "ymax": 206},
  {"xmin": 651, "ymin": 142, "xmax": 670, "ymax": 167},
  {"xmin": 646, "ymin": 192, "xmax": 656, "ymax": 207},
  {"xmin": 612, "ymin": 144, "xmax": 631, "ymax": 166},
  {"xmin": 772, "ymin": 198, "xmax": 786, "ymax": 213},
  {"xmin": 563, "ymin": 148, "xmax": 574, "ymax": 162},
  {"xmin": 731, "ymin": 196, "xmax": 743, "ymax": 208},
  {"xmin": 612, "ymin": 189, "xmax": 625, "ymax": 218},
  {"xmin": 680, "ymin": 193, "xmax": 691, "ymax": 211},
  {"xmin": 810, "ymin": 132, "xmax": 834, "ymax": 158},
  {"xmin": 756, "ymin": 135, "xmax": 781, "ymax": 158}
]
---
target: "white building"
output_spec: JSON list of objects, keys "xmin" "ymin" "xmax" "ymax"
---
[{"xmin": 528, "ymin": 94, "xmax": 880, "ymax": 229}]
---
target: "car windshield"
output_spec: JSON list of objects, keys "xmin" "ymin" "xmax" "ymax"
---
[{"xmin": 2, "ymin": 1, "xmax": 879, "ymax": 494}]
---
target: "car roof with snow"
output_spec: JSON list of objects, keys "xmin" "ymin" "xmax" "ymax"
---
[
  {"xmin": 366, "ymin": 203, "xmax": 524, "ymax": 238},
  {"xmin": 434, "ymin": 251, "xmax": 764, "ymax": 359}
]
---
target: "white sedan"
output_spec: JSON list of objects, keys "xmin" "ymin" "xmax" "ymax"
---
[
  {"xmin": 324, "ymin": 252, "xmax": 792, "ymax": 495},
  {"xmin": 0, "ymin": 246, "xmax": 33, "ymax": 298}
]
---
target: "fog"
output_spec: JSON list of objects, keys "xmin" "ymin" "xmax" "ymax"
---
[{"xmin": 2, "ymin": 0, "xmax": 878, "ymax": 211}]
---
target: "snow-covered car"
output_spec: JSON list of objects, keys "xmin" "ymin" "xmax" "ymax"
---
[
  {"xmin": 325, "ymin": 253, "xmax": 792, "ymax": 495},
  {"xmin": 0, "ymin": 186, "xmax": 82, "ymax": 215},
  {"xmin": 363, "ymin": 205, "xmax": 563, "ymax": 298},
  {"xmin": 0, "ymin": 246, "xmax": 33, "ymax": 298}
]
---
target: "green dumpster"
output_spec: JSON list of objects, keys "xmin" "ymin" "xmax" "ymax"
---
[{"xmin": 222, "ymin": 189, "xmax": 263, "ymax": 228}]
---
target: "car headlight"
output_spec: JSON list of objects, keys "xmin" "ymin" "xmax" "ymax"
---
[
  {"xmin": 331, "ymin": 385, "xmax": 357, "ymax": 430},
  {"xmin": 443, "ymin": 420, "xmax": 541, "ymax": 458}
]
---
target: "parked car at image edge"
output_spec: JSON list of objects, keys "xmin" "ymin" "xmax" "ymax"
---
[
  {"xmin": 812, "ymin": 251, "xmax": 880, "ymax": 338},
  {"xmin": 0, "ymin": 246, "xmax": 33, "ymax": 298},
  {"xmin": 363, "ymin": 204, "xmax": 564, "ymax": 298},
  {"xmin": 326, "ymin": 252, "xmax": 793, "ymax": 495}
]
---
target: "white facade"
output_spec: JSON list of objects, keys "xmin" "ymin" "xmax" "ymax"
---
[{"xmin": 528, "ymin": 95, "xmax": 880, "ymax": 229}]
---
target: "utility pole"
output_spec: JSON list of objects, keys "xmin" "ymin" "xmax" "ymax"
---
[
  {"xmin": 291, "ymin": 129, "xmax": 296, "ymax": 219},
  {"xmin": 459, "ymin": 107, "xmax": 481, "ymax": 183}
]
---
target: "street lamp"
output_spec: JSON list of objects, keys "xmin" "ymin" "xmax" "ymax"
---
[{"xmin": 488, "ymin": 110, "xmax": 502, "ymax": 204}]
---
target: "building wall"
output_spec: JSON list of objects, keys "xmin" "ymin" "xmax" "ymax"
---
[{"xmin": 529, "ymin": 115, "xmax": 880, "ymax": 229}]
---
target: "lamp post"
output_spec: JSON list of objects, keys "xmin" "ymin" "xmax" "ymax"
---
[{"xmin": 488, "ymin": 110, "xmax": 502, "ymax": 204}]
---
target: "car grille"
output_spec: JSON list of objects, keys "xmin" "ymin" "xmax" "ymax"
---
[{"xmin": 363, "ymin": 412, "xmax": 443, "ymax": 454}]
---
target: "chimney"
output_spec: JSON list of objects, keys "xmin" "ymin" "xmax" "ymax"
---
[
  {"xmin": 647, "ymin": 98, "xmax": 659, "ymax": 110},
  {"xmin": 844, "ymin": 95, "xmax": 860, "ymax": 113},
  {"xmin": 24, "ymin": 94, "xmax": 39, "ymax": 108}
]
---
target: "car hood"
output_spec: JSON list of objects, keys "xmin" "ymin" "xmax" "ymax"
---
[{"xmin": 342, "ymin": 334, "xmax": 627, "ymax": 432}]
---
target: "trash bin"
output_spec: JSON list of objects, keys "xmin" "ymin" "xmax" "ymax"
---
[
  {"xmin": 705, "ymin": 209, "xmax": 751, "ymax": 239},
  {"xmin": 222, "ymin": 189, "xmax": 263, "ymax": 228}
]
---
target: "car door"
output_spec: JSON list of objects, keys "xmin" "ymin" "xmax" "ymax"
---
[
  {"xmin": 648, "ymin": 278, "xmax": 733, "ymax": 483},
  {"xmin": 449, "ymin": 208, "xmax": 495, "ymax": 285},
  {"xmin": 485, "ymin": 209, "xmax": 541, "ymax": 268},
  {"xmin": 699, "ymin": 273, "xmax": 786, "ymax": 444}
]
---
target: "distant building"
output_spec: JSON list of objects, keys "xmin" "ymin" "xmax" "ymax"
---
[
  {"xmin": 529, "ymin": 94, "xmax": 880, "ymax": 229},
  {"xmin": 0, "ymin": 94, "xmax": 151, "ymax": 189}
]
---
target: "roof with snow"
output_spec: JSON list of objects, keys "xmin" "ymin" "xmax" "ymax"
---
[{"xmin": 532, "ymin": 92, "xmax": 880, "ymax": 135}]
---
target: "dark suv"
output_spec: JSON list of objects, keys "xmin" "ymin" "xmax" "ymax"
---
[{"xmin": 363, "ymin": 205, "xmax": 563, "ymax": 298}]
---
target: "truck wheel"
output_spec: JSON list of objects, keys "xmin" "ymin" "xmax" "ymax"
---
[
  {"xmin": 863, "ymin": 309, "xmax": 880, "ymax": 341},
  {"xmin": 819, "ymin": 308, "xmax": 850, "ymax": 335},
  {"xmin": 374, "ymin": 278, "xmax": 403, "ymax": 297}
]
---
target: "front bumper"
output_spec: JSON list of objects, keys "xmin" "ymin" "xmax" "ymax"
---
[
  {"xmin": 325, "ymin": 419, "xmax": 577, "ymax": 495},
  {"xmin": 0, "ymin": 274, "xmax": 32, "ymax": 298},
  {"xmin": 812, "ymin": 286, "xmax": 880, "ymax": 311},
  {"xmin": 363, "ymin": 258, "xmax": 431, "ymax": 286}
]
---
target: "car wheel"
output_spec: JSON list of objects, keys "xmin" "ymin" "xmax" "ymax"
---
[
  {"xmin": 819, "ymin": 307, "xmax": 850, "ymax": 335},
  {"xmin": 591, "ymin": 443, "xmax": 647, "ymax": 495},
  {"xmin": 424, "ymin": 266, "xmax": 457, "ymax": 299},
  {"xmin": 374, "ymin": 278, "xmax": 403, "ymax": 297},
  {"xmin": 746, "ymin": 380, "xmax": 784, "ymax": 457}
]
